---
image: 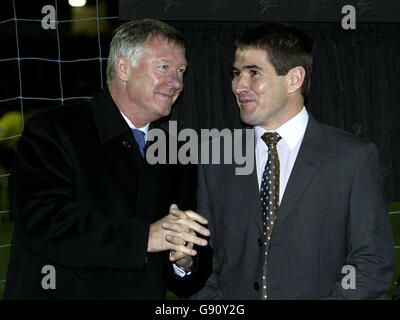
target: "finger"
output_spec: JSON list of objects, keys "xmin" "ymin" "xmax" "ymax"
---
[
  {"xmin": 163, "ymin": 215, "xmax": 210, "ymax": 237},
  {"xmin": 170, "ymin": 243, "xmax": 197, "ymax": 256},
  {"xmin": 169, "ymin": 203, "xmax": 179, "ymax": 214},
  {"xmin": 168, "ymin": 231, "xmax": 208, "ymax": 247},
  {"xmin": 162, "ymin": 221, "xmax": 190, "ymax": 233},
  {"xmin": 184, "ymin": 210, "xmax": 209, "ymax": 225},
  {"xmin": 170, "ymin": 208, "xmax": 182, "ymax": 218},
  {"xmin": 176, "ymin": 219, "xmax": 210, "ymax": 237},
  {"xmin": 171, "ymin": 209, "xmax": 208, "ymax": 225},
  {"xmin": 171, "ymin": 208, "xmax": 208, "ymax": 225},
  {"xmin": 170, "ymin": 254, "xmax": 194, "ymax": 271},
  {"xmin": 165, "ymin": 234, "xmax": 187, "ymax": 247},
  {"xmin": 170, "ymin": 251, "xmax": 192, "ymax": 262},
  {"xmin": 168, "ymin": 238, "xmax": 194, "ymax": 250},
  {"xmin": 186, "ymin": 241, "xmax": 194, "ymax": 249},
  {"xmin": 186, "ymin": 231, "xmax": 195, "ymax": 249}
]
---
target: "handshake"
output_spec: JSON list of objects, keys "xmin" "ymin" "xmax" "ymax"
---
[{"xmin": 147, "ymin": 204, "xmax": 210, "ymax": 271}]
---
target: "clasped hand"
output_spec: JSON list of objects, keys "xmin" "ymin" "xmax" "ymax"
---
[{"xmin": 148, "ymin": 204, "xmax": 210, "ymax": 270}]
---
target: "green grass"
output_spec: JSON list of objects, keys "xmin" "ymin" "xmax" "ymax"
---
[
  {"xmin": 0, "ymin": 203, "xmax": 399, "ymax": 300},
  {"xmin": 0, "ymin": 216, "xmax": 13, "ymax": 299},
  {"xmin": 386, "ymin": 201, "xmax": 400, "ymax": 299}
]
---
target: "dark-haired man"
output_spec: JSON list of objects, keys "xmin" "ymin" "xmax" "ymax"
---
[
  {"xmin": 192, "ymin": 22, "xmax": 394, "ymax": 300},
  {"xmin": 4, "ymin": 19, "xmax": 209, "ymax": 299}
]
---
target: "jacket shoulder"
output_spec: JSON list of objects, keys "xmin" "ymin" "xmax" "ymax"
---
[
  {"xmin": 319, "ymin": 122, "xmax": 376, "ymax": 150},
  {"xmin": 24, "ymin": 99, "xmax": 93, "ymax": 136}
]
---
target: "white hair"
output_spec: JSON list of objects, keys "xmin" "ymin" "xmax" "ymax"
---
[
  {"xmin": 106, "ymin": 19, "xmax": 185, "ymax": 86},
  {"xmin": 106, "ymin": 31, "xmax": 146, "ymax": 86}
]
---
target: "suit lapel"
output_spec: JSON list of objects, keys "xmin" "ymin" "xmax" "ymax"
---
[
  {"xmin": 90, "ymin": 90, "xmax": 145, "ymax": 205},
  {"xmin": 237, "ymin": 163, "xmax": 264, "ymax": 234},
  {"xmin": 273, "ymin": 116, "xmax": 324, "ymax": 234},
  {"xmin": 91, "ymin": 90, "xmax": 132, "ymax": 143},
  {"xmin": 236, "ymin": 128, "xmax": 264, "ymax": 234}
]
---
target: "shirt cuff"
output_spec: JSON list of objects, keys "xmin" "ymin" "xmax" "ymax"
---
[{"xmin": 170, "ymin": 252, "xmax": 192, "ymax": 277}]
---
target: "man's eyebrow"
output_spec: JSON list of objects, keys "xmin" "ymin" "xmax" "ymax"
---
[
  {"xmin": 243, "ymin": 65, "xmax": 263, "ymax": 70},
  {"xmin": 160, "ymin": 58, "xmax": 188, "ymax": 66},
  {"xmin": 232, "ymin": 65, "xmax": 263, "ymax": 71}
]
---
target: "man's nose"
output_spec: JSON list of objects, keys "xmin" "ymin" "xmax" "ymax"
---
[
  {"xmin": 166, "ymin": 71, "xmax": 183, "ymax": 90},
  {"xmin": 233, "ymin": 75, "xmax": 249, "ymax": 95}
]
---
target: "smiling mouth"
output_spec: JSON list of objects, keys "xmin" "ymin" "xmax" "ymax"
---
[
  {"xmin": 157, "ymin": 93, "xmax": 175, "ymax": 101},
  {"xmin": 239, "ymin": 99, "xmax": 256, "ymax": 105}
]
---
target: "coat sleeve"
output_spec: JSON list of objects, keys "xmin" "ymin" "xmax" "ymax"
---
[
  {"xmin": 321, "ymin": 143, "xmax": 395, "ymax": 299},
  {"xmin": 10, "ymin": 114, "xmax": 150, "ymax": 272}
]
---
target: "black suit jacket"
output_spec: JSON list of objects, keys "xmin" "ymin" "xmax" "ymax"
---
[
  {"xmin": 192, "ymin": 115, "xmax": 395, "ymax": 300},
  {"xmin": 4, "ymin": 90, "xmax": 196, "ymax": 299}
]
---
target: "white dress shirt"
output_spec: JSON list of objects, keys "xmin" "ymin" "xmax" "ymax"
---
[
  {"xmin": 255, "ymin": 107, "xmax": 309, "ymax": 203},
  {"xmin": 120, "ymin": 112, "xmax": 150, "ymax": 139}
]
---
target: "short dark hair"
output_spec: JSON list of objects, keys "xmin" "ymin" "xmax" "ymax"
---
[
  {"xmin": 107, "ymin": 18, "xmax": 186, "ymax": 85},
  {"xmin": 234, "ymin": 22, "xmax": 313, "ymax": 104}
]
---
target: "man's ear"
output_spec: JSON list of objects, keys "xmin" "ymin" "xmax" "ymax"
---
[
  {"xmin": 287, "ymin": 66, "xmax": 305, "ymax": 95},
  {"xmin": 114, "ymin": 56, "xmax": 131, "ymax": 82}
]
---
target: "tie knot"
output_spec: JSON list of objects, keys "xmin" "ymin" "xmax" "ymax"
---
[
  {"xmin": 261, "ymin": 132, "xmax": 281, "ymax": 147},
  {"xmin": 132, "ymin": 128, "xmax": 145, "ymax": 141}
]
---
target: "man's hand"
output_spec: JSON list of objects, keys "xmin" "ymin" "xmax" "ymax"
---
[
  {"xmin": 147, "ymin": 204, "xmax": 209, "ymax": 258},
  {"xmin": 166, "ymin": 205, "xmax": 210, "ymax": 271},
  {"xmin": 169, "ymin": 230, "xmax": 196, "ymax": 271}
]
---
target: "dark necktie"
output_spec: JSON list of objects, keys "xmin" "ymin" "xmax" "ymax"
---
[
  {"xmin": 132, "ymin": 129, "xmax": 145, "ymax": 157},
  {"xmin": 260, "ymin": 131, "xmax": 281, "ymax": 300}
]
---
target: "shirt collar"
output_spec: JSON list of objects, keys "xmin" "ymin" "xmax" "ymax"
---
[
  {"xmin": 120, "ymin": 112, "xmax": 150, "ymax": 138},
  {"xmin": 254, "ymin": 106, "xmax": 309, "ymax": 150}
]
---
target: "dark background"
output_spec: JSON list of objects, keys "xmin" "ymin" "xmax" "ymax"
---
[
  {"xmin": 0, "ymin": 0, "xmax": 399, "ymax": 202},
  {"xmin": 120, "ymin": 0, "xmax": 400, "ymax": 22}
]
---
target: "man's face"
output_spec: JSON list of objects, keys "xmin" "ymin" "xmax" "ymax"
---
[
  {"xmin": 126, "ymin": 36, "xmax": 186, "ymax": 121},
  {"xmin": 232, "ymin": 47, "xmax": 290, "ymax": 130}
]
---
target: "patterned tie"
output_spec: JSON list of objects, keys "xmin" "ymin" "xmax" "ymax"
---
[
  {"xmin": 132, "ymin": 129, "xmax": 145, "ymax": 157},
  {"xmin": 260, "ymin": 131, "xmax": 281, "ymax": 300}
]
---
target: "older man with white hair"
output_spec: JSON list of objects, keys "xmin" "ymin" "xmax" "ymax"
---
[{"xmin": 4, "ymin": 19, "xmax": 209, "ymax": 300}]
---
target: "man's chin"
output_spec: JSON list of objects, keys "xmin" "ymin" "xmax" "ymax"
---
[
  {"xmin": 158, "ymin": 104, "xmax": 173, "ymax": 117},
  {"xmin": 240, "ymin": 110, "xmax": 257, "ymax": 126}
]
